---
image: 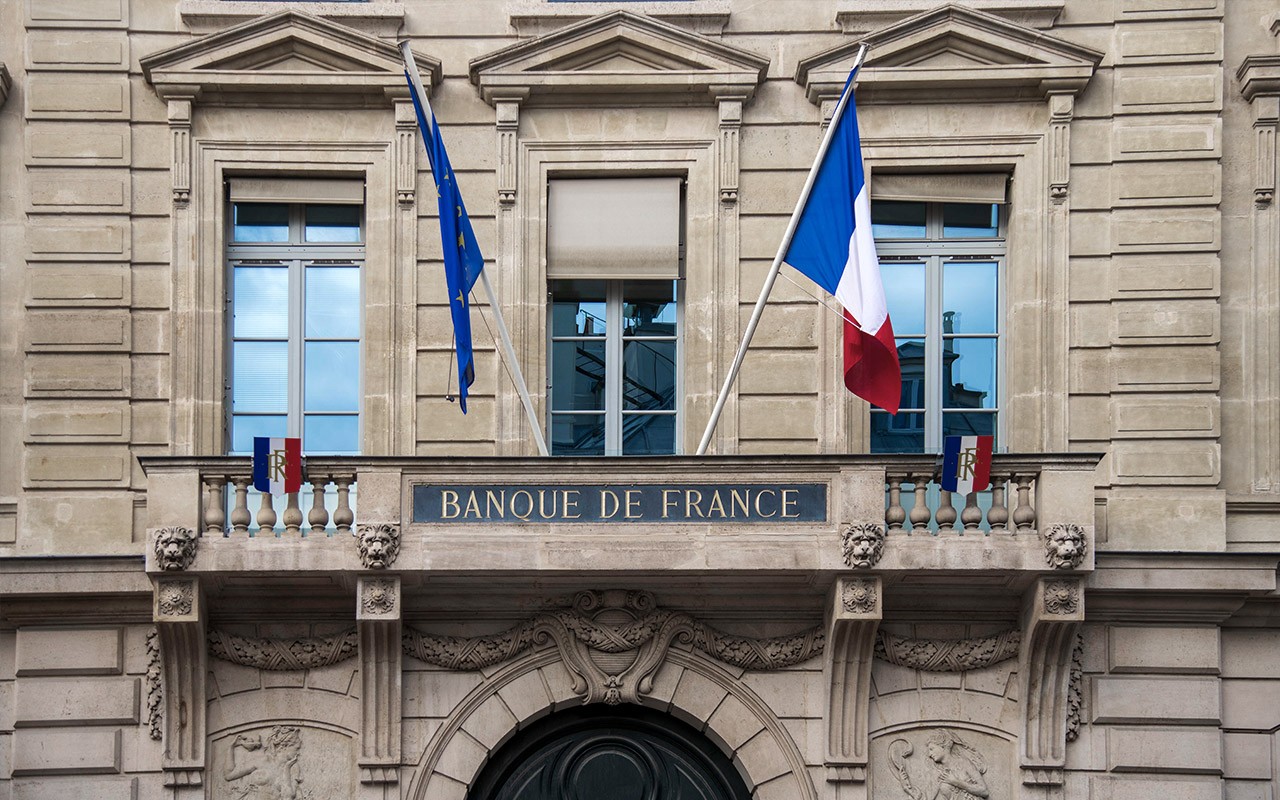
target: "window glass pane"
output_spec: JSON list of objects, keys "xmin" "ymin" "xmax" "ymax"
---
[
  {"xmin": 233, "ymin": 266, "xmax": 289, "ymax": 338},
  {"xmin": 871, "ymin": 201, "xmax": 927, "ymax": 238},
  {"xmin": 943, "ymin": 411, "xmax": 997, "ymax": 439},
  {"xmin": 943, "ymin": 203, "xmax": 998, "ymax": 238},
  {"xmin": 305, "ymin": 204, "xmax": 362, "ymax": 243},
  {"xmin": 882, "ymin": 262, "xmax": 926, "ymax": 336},
  {"xmin": 232, "ymin": 341, "xmax": 288, "ymax": 412},
  {"xmin": 233, "ymin": 203, "xmax": 289, "ymax": 242},
  {"xmin": 871, "ymin": 411, "xmax": 924, "ymax": 453},
  {"xmin": 623, "ymin": 281, "xmax": 677, "ymax": 335},
  {"xmin": 230, "ymin": 414, "xmax": 287, "ymax": 455},
  {"xmin": 550, "ymin": 280, "xmax": 607, "ymax": 337},
  {"xmin": 895, "ymin": 338, "xmax": 926, "ymax": 409},
  {"xmin": 623, "ymin": 340, "xmax": 675, "ymax": 411},
  {"xmin": 305, "ymin": 266, "xmax": 361, "ymax": 338},
  {"xmin": 550, "ymin": 340, "xmax": 606, "ymax": 411},
  {"xmin": 622, "ymin": 413, "xmax": 675, "ymax": 455},
  {"xmin": 943, "ymin": 262, "xmax": 998, "ymax": 334},
  {"xmin": 304, "ymin": 341, "xmax": 361, "ymax": 412},
  {"xmin": 942, "ymin": 338, "xmax": 997, "ymax": 409},
  {"xmin": 304, "ymin": 414, "xmax": 360, "ymax": 454},
  {"xmin": 551, "ymin": 414, "xmax": 605, "ymax": 455}
]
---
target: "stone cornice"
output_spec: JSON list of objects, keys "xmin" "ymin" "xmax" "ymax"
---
[
  {"xmin": 1238, "ymin": 54, "xmax": 1280, "ymax": 101},
  {"xmin": 507, "ymin": 0, "xmax": 731, "ymax": 37},
  {"xmin": 836, "ymin": 0, "xmax": 1066, "ymax": 32}
]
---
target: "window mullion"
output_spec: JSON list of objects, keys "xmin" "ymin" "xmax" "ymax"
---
[
  {"xmin": 925, "ymin": 254, "xmax": 943, "ymax": 451},
  {"xmin": 605, "ymin": 282, "xmax": 624, "ymax": 455},
  {"xmin": 288, "ymin": 258, "xmax": 304, "ymax": 439}
]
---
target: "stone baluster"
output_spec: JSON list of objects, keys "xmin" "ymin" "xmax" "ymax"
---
[
  {"xmin": 936, "ymin": 489, "xmax": 957, "ymax": 531},
  {"xmin": 961, "ymin": 492, "xmax": 983, "ymax": 531},
  {"xmin": 987, "ymin": 474, "xmax": 1010, "ymax": 532},
  {"xmin": 229, "ymin": 478, "xmax": 251, "ymax": 535},
  {"xmin": 885, "ymin": 474, "xmax": 907, "ymax": 533},
  {"xmin": 282, "ymin": 492, "xmax": 303, "ymax": 536},
  {"xmin": 1012, "ymin": 474, "xmax": 1036, "ymax": 533},
  {"xmin": 308, "ymin": 475, "xmax": 332, "ymax": 535},
  {"xmin": 256, "ymin": 490, "xmax": 277, "ymax": 534},
  {"xmin": 333, "ymin": 476, "xmax": 355, "ymax": 534},
  {"xmin": 203, "ymin": 477, "xmax": 225, "ymax": 535},
  {"xmin": 909, "ymin": 475, "xmax": 931, "ymax": 532}
]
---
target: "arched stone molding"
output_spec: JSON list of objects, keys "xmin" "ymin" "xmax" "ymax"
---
[{"xmin": 406, "ymin": 646, "xmax": 818, "ymax": 800}]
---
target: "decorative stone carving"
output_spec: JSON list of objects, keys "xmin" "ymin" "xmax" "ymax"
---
[
  {"xmin": 888, "ymin": 729, "xmax": 993, "ymax": 800},
  {"xmin": 145, "ymin": 629, "xmax": 163, "ymax": 741},
  {"xmin": 875, "ymin": 629, "xmax": 1021, "ymax": 672},
  {"xmin": 1065, "ymin": 632, "xmax": 1084, "ymax": 743},
  {"xmin": 841, "ymin": 578, "xmax": 878, "ymax": 614},
  {"xmin": 208, "ymin": 629, "xmax": 359, "ymax": 670},
  {"xmin": 361, "ymin": 578, "xmax": 397, "ymax": 616},
  {"xmin": 223, "ymin": 726, "xmax": 305, "ymax": 800},
  {"xmin": 1043, "ymin": 523, "xmax": 1087, "ymax": 569},
  {"xmin": 1043, "ymin": 579, "xmax": 1080, "ymax": 615},
  {"xmin": 401, "ymin": 590, "xmax": 825, "ymax": 705},
  {"xmin": 841, "ymin": 522, "xmax": 886, "ymax": 569},
  {"xmin": 154, "ymin": 525, "xmax": 198, "ymax": 571},
  {"xmin": 354, "ymin": 522, "xmax": 400, "ymax": 570},
  {"xmin": 157, "ymin": 580, "xmax": 195, "ymax": 617}
]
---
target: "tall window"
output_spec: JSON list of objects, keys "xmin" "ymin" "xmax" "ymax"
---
[
  {"xmin": 226, "ymin": 179, "xmax": 364, "ymax": 455},
  {"xmin": 869, "ymin": 175, "xmax": 1006, "ymax": 454},
  {"xmin": 546, "ymin": 177, "xmax": 683, "ymax": 455}
]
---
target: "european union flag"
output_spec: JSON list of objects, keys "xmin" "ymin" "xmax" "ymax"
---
[{"xmin": 406, "ymin": 74, "xmax": 484, "ymax": 413}]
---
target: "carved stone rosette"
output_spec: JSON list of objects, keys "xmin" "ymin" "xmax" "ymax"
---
[
  {"xmin": 841, "ymin": 522, "xmax": 886, "ymax": 569},
  {"xmin": 355, "ymin": 522, "xmax": 400, "ymax": 569},
  {"xmin": 153, "ymin": 525, "xmax": 198, "ymax": 571},
  {"xmin": 1043, "ymin": 523, "xmax": 1088, "ymax": 570}
]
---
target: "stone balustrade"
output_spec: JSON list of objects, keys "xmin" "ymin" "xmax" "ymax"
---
[
  {"xmin": 197, "ymin": 463, "xmax": 356, "ymax": 537},
  {"xmin": 882, "ymin": 454, "xmax": 1050, "ymax": 535}
]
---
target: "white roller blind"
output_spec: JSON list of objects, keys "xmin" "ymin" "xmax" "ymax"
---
[
  {"xmin": 870, "ymin": 173, "xmax": 1008, "ymax": 205},
  {"xmin": 547, "ymin": 177, "xmax": 682, "ymax": 280},
  {"xmin": 229, "ymin": 177, "xmax": 364, "ymax": 205}
]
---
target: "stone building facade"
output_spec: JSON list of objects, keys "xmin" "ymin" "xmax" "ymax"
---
[{"xmin": 1, "ymin": 0, "xmax": 1278, "ymax": 798}]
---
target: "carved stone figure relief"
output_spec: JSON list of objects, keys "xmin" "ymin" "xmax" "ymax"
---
[
  {"xmin": 154, "ymin": 525, "xmax": 198, "ymax": 571},
  {"xmin": 887, "ymin": 729, "xmax": 995, "ymax": 800},
  {"xmin": 211, "ymin": 725, "xmax": 354, "ymax": 800},
  {"xmin": 842, "ymin": 522, "xmax": 886, "ymax": 568},
  {"xmin": 354, "ymin": 522, "xmax": 400, "ymax": 569},
  {"xmin": 1042, "ymin": 523, "xmax": 1087, "ymax": 570}
]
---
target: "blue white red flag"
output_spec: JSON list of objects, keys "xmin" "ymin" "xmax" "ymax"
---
[
  {"xmin": 404, "ymin": 56, "xmax": 484, "ymax": 414},
  {"xmin": 941, "ymin": 435, "xmax": 993, "ymax": 495},
  {"xmin": 782, "ymin": 69, "xmax": 901, "ymax": 413},
  {"xmin": 253, "ymin": 437, "xmax": 302, "ymax": 496}
]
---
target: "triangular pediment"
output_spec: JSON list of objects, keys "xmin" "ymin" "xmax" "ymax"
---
[
  {"xmin": 142, "ymin": 11, "xmax": 441, "ymax": 105},
  {"xmin": 796, "ymin": 4, "xmax": 1101, "ymax": 104},
  {"xmin": 470, "ymin": 11, "xmax": 767, "ymax": 106}
]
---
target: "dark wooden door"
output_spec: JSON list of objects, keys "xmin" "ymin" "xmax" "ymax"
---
[{"xmin": 467, "ymin": 706, "xmax": 751, "ymax": 800}]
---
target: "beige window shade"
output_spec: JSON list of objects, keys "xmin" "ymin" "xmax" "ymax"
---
[
  {"xmin": 229, "ymin": 177, "xmax": 364, "ymax": 205},
  {"xmin": 547, "ymin": 177, "xmax": 682, "ymax": 280},
  {"xmin": 870, "ymin": 173, "xmax": 1008, "ymax": 205}
]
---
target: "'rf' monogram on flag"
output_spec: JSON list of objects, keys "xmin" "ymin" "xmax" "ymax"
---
[{"xmin": 941, "ymin": 435, "xmax": 993, "ymax": 495}]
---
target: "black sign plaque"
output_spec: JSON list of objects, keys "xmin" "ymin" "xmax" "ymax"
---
[{"xmin": 411, "ymin": 483, "xmax": 827, "ymax": 524}]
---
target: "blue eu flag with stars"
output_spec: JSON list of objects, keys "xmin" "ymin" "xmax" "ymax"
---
[{"xmin": 406, "ymin": 75, "xmax": 484, "ymax": 413}]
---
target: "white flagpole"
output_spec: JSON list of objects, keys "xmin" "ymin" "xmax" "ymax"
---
[
  {"xmin": 402, "ymin": 42, "xmax": 550, "ymax": 457},
  {"xmin": 696, "ymin": 44, "xmax": 868, "ymax": 456}
]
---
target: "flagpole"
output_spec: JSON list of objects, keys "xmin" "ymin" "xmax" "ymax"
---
[
  {"xmin": 695, "ymin": 44, "xmax": 868, "ymax": 456},
  {"xmin": 401, "ymin": 42, "xmax": 550, "ymax": 457}
]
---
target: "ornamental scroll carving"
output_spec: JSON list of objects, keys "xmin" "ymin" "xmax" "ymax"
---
[
  {"xmin": 875, "ymin": 629, "xmax": 1022, "ymax": 672},
  {"xmin": 1065, "ymin": 633, "xmax": 1084, "ymax": 742},
  {"xmin": 145, "ymin": 629, "xmax": 163, "ymax": 741}
]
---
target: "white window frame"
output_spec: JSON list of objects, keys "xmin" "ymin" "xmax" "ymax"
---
[
  {"xmin": 225, "ymin": 201, "xmax": 366, "ymax": 455},
  {"xmin": 871, "ymin": 201, "xmax": 1006, "ymax": 453}
]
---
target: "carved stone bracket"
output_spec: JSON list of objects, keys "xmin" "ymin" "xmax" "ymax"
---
[
  {"xmin": 357, "ymin": 575, "xmax": 401, "ymax": 785},
  {"xmin": 401, "ymin": 590, "xmax": 825, "ymax": 706},
  {"xmin": 395, "ymin": 98, "xmax": 417, "ymax": 207},
  {"xmin": 824, "ymin": 576, "xmax": 882, "ymax": 784},
  {"xmin": 841, "ymin": 522, "xmax": 886, "ymax": 569},
  {"xmin": 1019, "ymin": 575, "xmax": 1084, "ymax": 786},
  {"xmin": 494, "ymin": 94, "xmax": 525, "ymax": 206},
  {"xmin": 154, "ymin": 576, "xmax": 206, "ymax": 788},
  {"xmin": 715, "ymin": 91, "xmax": 745, "ymax": 205},
  {"xmin": 153, "ymin": 525, "xmax": 198, "ymax": 571},
  {"xmin": 1048, "ymin": 92, "xmax": 1073, "ymax": 203},
  {"xmin": 1239, "ymin": 56, "xmax": 1280, "ymax": 207},
  {"xmin": 355, "ymin": 522, "xmax": 400, "ymax": 569},
  {"xmin": 167, "ymin": 96, "xmax": 195, "ymax": 206}
]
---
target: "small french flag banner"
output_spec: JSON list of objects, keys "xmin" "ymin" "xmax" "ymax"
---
[
  {"xmin": 940, "ymin": 435, "xmax": 994, "ymax": 495},
  {"xmin": 253, "ymin": 437, "xmax": 302, "ymax": 496}
]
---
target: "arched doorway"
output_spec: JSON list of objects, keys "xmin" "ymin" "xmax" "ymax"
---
[{"xmin": 466, "ymin": 706, "xmax": 752, "ymax": 800}]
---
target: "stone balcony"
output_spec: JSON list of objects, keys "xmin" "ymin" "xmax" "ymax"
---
[{"xmin": 138, "ymin": 454, "xmax": 1101, "ymax": 584}]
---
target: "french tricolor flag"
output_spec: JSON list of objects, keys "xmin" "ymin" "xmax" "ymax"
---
[
  {"xmin": 941, "ymin": 435, "xmax": 994, "ymax": 495},
  {"xmin": 783, "ymin": 69, "xmax": 901, "ymax": 414},
  {"xmin": 252, "ymin": 436, "xmax": 302, "ymax": 496}
]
